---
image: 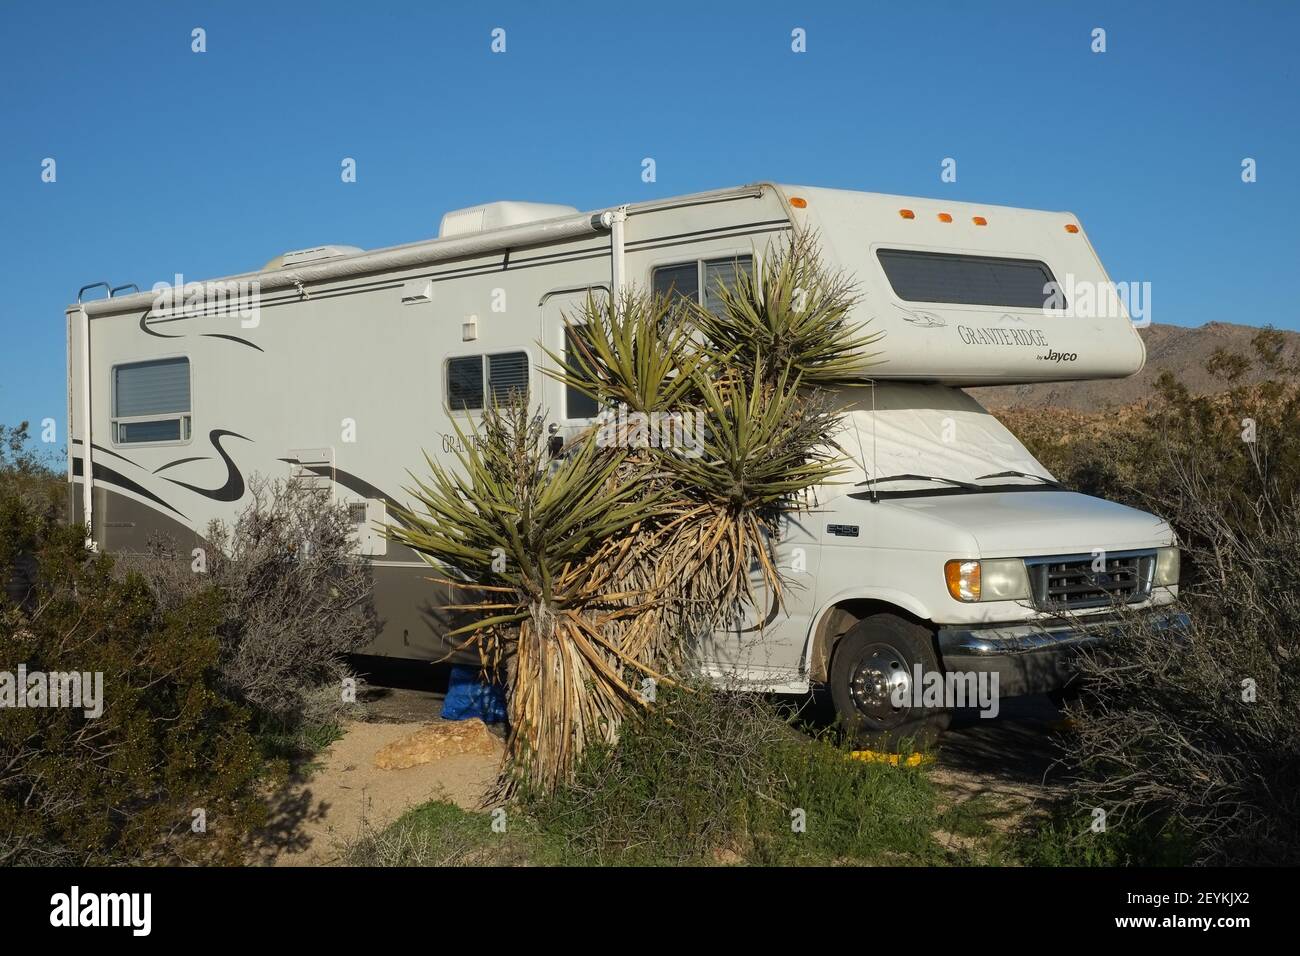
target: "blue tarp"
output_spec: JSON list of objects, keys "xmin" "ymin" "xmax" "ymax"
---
[{"xmin": 441, "ymin": 665, "xmax": 507, "ymax": 723}]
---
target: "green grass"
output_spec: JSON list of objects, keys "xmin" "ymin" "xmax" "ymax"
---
[
  {"xmin": 340, "ymin": 687, "xmax": 1202, "ymax": 868},
  {"xmin": 345, "ymin": 686, "xmax": 984, "ymax": 867},
  {"xmin": 1003, "ymin": 802, "xmax": 1197, "ymax": 867},
  {"xmin": 256, "ymin": 719, "xmax": 345, "ymax": 764}
]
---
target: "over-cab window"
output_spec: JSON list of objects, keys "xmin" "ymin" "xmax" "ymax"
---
[
  {"xmin": 652, "ymin": 255, "xmax": 753, "ymax": 315},
  {"xmin": 876, "ymin": 249, "xmax": 1065, "ymax": 310},
  {"xmin": 446, "ymin": 351, "xmax": 529, "ymax": 411},
  {"xmin": 112, "ymin": 357, "xmax": 191, "ymax": 444}
]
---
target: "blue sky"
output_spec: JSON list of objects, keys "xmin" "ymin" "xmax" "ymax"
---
[{"xmin": 1, "ymin": 0, "xmax": 1296, "ymax": 437}]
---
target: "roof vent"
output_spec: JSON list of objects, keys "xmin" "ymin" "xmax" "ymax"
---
[
  {"xmin": 262, "ymin": 244, "xmax": 364, "ymax": 271},
  {"xmin": 438, "ymin": 201, "xmax": 580, "ymax": 238}
]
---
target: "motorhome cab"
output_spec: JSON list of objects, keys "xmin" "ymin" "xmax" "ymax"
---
[{"xmin": 66, "ymin": 183, "xmax": 1186, "ymax": 748}]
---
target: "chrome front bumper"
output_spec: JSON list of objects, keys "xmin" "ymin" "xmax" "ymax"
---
[{"xmin": 936, "ymin": 610, "xmax": 1191, "ymax": 696}]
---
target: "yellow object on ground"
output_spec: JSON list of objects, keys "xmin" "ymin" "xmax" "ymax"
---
[{"xmin": 847, "ymin": 749, "xmax": 934, "ymax": 767}]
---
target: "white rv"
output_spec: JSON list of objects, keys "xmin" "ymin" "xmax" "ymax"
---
[{"xmin": 66, "ymin": 183, "xmax": 1185, "ymax": 746}]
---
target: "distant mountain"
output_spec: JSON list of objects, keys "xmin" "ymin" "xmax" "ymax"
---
[{"xmin": 968, "ymin": 321, "xmax": 1300, "ymax": 411}]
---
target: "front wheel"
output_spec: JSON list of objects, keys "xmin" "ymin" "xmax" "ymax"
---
[{"xmin": 829, "ymin": 613, "xmax": 950, "ymax": 752}]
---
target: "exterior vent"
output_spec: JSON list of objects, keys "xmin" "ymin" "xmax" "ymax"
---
[
  {"xmin": 438, "ymin": 201, "xmax": 580, "ymax": 239},
  {"xmin": 262, "ymin": 245, "xmax": 364, "ymax": 271}
]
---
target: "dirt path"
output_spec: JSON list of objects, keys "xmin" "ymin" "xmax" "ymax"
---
[{"xmin": 251, "ymin": 719, "xmax": 503, "ymax": 867}]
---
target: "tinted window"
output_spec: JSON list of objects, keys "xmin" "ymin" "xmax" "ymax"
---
[
  {"xmin": 653, "ymin": 256, "xmax": 754, "ymax": 315},
  {"xmin": 876, "ymin": 249, "xmax": 1064, "ymax": 309},
  {"xmin": 652, "ymin": 262, "xmax": 698, "ymax": 305},
  {"xmin": 118, "ymin": 419, "xmax": 183, "ymax": 443},
  {"xmin": 563, "ymin": 327, "xmax": 599, "ymax": 419},
  {"xmin": 447, "ymin": 355, "xmax": 484, "ymax": 410}
]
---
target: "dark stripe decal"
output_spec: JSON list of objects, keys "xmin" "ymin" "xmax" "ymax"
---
[
  {"xmin": 72, "ymin": 438, "xmax": 141, "ymax": 469},
  {"xmin": 140, "ymin": 308, "xmax": 264, "ymax": 352},
  {"xmin": 153, "ymin": 456, "xmax": 210, "ymax": 474},
  {"xmin": 277, "ymin": 459, "xmax": 402, "ymax": 511},
  {"xmin": 160, "ymin": 430, "xmax": 251, "ymax": 502},
  {"xmin": 201, "ymin": 332, "xmax": 265, "ymax": 352},
  {"xmin": 72, "ymin": 457, "xmax": 189, "ymax": 520}
]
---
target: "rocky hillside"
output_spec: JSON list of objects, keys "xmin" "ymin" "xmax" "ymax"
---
[{"xmin": 968, "ymin": 321, "xmax": 1300, "ymax": 410}]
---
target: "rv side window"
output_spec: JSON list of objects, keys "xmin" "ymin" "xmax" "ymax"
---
[
  {"xmin": 447, "ymin": 356, "xmax": 484, "ymax": 411},
  {"xmin": 563, "ymin": 326, "xmax": 599, "ymax": 420},
  {"xmin": 111, "ymin": 357, "xmax": 191, "ymax": 444},
  {"xmin": 446, "ymin": 351, "xmax": 530, "ymax": 411},
  {"xmin": 488, "ymin": 352, "xmax": 529, "ymax": 405},
  {"xmin": 652, "ymin": 255, "xmax": 753, "ymax": 315},
  {"xmin": 702, "ymin": 257, "xmax": 750, "ymax": 315},
  {"xmin": 652, "ymin": 262, "xmax": 699, "ymax": 305},
  {"xmin": 876, "ymin": 249, "xmax": 1065, "ymax": 310}
]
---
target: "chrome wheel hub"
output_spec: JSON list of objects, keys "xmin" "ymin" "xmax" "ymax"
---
[{"xmin": 849, "ymin": 646, "xmax": 912, "ymax": 722}]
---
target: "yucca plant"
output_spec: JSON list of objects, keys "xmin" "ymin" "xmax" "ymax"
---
[
  {"xmin": 542, "ymin": 288, "xmax": 712, "ymax": 419},
  {"xmin": 659, "ymin": 362, "xmax": 848, "ymax": 618},
  {"xmin": 387, "ymin": 403, "xmax": 670, "ymax": 794},
  {"xmin": 691, "ymin": 230, "xmax": 881, "ymax": 389},
  {"xmin": 392, "ymin": 231, "xmax": 877, "ymax": 794}
]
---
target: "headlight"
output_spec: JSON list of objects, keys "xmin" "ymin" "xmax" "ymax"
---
[
  {"xmin": 1154, "ymin": 546, "xmax": 1180, "ymax": 587},
  {"xmin": 944, "ymin": 558, "xmax": 1030, "ymax": 602}
]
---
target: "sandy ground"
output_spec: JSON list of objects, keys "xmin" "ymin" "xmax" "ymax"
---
[
  {"xmin": 251, "ymin": 719, "xmax": 503, "ymax": 867},
  {"xmin": 251, "ymin": 658, "xmax": 1067, "ymax": 866}
]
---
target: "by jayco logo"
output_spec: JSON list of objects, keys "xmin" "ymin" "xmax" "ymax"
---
[{"xmin": 1037, "ymin": 349, "xmax": 1078, "ymax": 364}]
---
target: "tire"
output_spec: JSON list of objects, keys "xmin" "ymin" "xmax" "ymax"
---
[{"xmin": 829, "ymin": 613, "xmax": 951, "ymax": 753}]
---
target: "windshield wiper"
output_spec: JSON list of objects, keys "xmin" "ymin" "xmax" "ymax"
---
[
  {"xmin": 975, "ymin": 470, "xmax": 1064, "ymax": 488},
  {"xmin": 854, "ymin": 473, "xmax": 979, "ymax": 491}
]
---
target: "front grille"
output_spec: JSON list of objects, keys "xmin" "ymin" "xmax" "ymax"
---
[{"xmin": 1026, "ymin": 550, "xmax": 1155, "ymax": 611}]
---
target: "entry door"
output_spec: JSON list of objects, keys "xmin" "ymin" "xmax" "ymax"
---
[{"xmin": 540, "ymin": 286, "xmax": 610, "ymax": 440}]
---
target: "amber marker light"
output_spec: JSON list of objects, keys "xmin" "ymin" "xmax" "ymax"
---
[
  {"xmin": 899, "ymin": 209, "xmax": 915, "ymax": 219},
  {"xmin": 1065, "ymin": 224, "xmax": 1080, "ymax": 233},
  {"xmin": 937, "ymin": 212, "xmax": 953, "ymax": 223},
  {"xmin": 945, "ymin": 559, "xmax": 981, "ymax": 602},
  {"xmin": 972, "ymin": 216, "xmax": 988, "ymax": 226}
]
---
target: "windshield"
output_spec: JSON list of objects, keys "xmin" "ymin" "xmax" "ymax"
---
[{"xmin": 827, "ymin": 383, "xmax": 1056, "ymax": 497}]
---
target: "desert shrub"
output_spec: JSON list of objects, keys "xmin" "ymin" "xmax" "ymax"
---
[
  {"xmin": 1007, "ymin": 334, "xmax": 1300, "ymax": 864},
  {"xmin": 1061, "ymin": 465, "xmax": 1300, "ymax": 864},
  {"xmin": 522, "ymin": 684, "xmax": 943, "ymax": 865},
  {"xmin": 0, "ymin": 423, "xmax": 62, "ymax": 602},
  {"xmin": 0, "ymin": 504, "xmax": 264, "ymax": 865},
  {"xmin": 126, "ymin": 476, "xmax": 375, "ymax": 738}
]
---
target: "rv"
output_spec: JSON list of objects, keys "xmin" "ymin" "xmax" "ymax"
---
[{"xmin": 66, "ymin": 183, "xmax": 1186, "ymax": 747}]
